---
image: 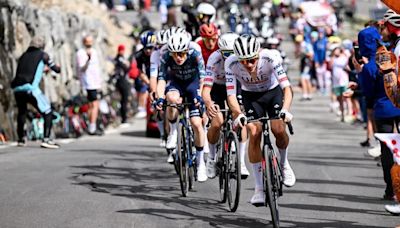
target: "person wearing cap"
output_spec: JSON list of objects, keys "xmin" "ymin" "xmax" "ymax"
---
[
  {"xmin": 11, "ymin": 35, "xmax": 61, "ymax": 149},
  {"xmin": 113, "ymin": 44, "xmax": 131, "ymax": 125}
]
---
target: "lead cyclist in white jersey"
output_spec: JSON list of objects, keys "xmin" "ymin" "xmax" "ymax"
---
[{"xmin": 225, "ymin": 34, "xmax": 296, "ymax": 206}]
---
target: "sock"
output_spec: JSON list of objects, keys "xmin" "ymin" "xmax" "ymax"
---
[
  {"xmin": 252, "ymin": 162, "xmax": 263, "ymax": 191},
  {"xmin": 196, "ymin": 148, "xmax": 204, "ymax": 166},
  {"xmin": 239, "ymin": 141, "xmax": 247, "ymax": 166},
  {"xmin": 157, "ymin": 120, "xmax": 164, "ymax": 138},
  {"xmin": 89, "ymin": 123, "xmax": 96, "ymax": 133},
  {"xmin": 169, "ymin": 121, "xmax": 177, "ymax": 135},
  {"xmin": 203, "ymin": 127, "xmax": 209, "ymax": 153},
  {"xmin": 208, "ymin": 143, "xmax": 217, "ymax": 160},
  {"xmin": 279, "ymin": 147, "xmax": 288, "ymax": 167}
]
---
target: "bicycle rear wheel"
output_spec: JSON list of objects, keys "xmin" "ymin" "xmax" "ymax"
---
[
  {"xmin": 217, "ymin": 133, "xmax": 227, "ymax": 203},
  {"xmin": 178, "ymin": 124, "xmax": 188, "ymax": 197},
  {"xmin": 227, "ymin": 131, "xmax": 241, "ymax": 212},
  {"xmin": 263, "ymin": 145, "xmax": 280, "ymax": 227}
]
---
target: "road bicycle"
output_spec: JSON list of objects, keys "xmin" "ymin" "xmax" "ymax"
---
[
  {"xmin": 216, "ymin": 109, "xmax": 241, "ymax": 212},
  {"xmin": 247, "ymin": 113, "xmax": 293, "ymax": 228}
]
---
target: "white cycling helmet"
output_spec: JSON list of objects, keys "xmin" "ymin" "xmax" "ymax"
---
[
  {"xmin": 233, "ymin": 34, "xmax": 261, "ymax": 60},
  {"xmin": 165, "ymin": 27, "xmax": 186, "ymax": 40},
  {"xmin": 218, "ymin": 32, "xmax": 239, "ymax": 51},
  {"xmin": 156, "ymin": 30, "xmax": 168, "ymax": 45},
  {"xmin": 197, "ymin": 2, "xmax": 216, "ymax": 23},
  {"xmin": 168, "ymin": 32, "xmax": 190, "ymax": 52},
  {"xmin": 267, "ymin": 37, "xmax": 280, "ymax": 45},
  {"xmin": 384, "ymin": 9, "xmax": 400, "ymax": 27}
]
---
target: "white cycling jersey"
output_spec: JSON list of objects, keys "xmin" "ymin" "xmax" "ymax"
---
[
  {"xmin": 204, "ymin": 50, "xmax": 226, "ymax": 87},
  {"xmin": 150, "ymin": 42, "xmax": 202, "ymax": 78},
  {"xmin": 225, "ymin": 49, "xmax": 290, "ymax": 96}
]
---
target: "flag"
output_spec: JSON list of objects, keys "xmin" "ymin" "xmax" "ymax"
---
[
  {"xmin": 375, "ymin": 133, "xmax": 400, "ymax": 164},
  {"xmin": 381, "ymin": 0, "xmax": 400, "ymax": 14}
]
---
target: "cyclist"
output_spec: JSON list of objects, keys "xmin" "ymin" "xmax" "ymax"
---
[
  {"xmin": 11, "ymin": 36, "xmax": 61, "ymax": 149},
  {"xmin": 197, "ymin": 23, "xmax": 220, "ymax": 65},
  {"xmin": 134, "ymin": 30, "xmax": 157, "ymax": 119},
  {"xmin": 225, "ymin": 34, "xmax": 296, "ymax": 206},
  {"xmin": 202, "ymin": 32, "xmax": 251, "ymax": 179},
  {"xmin": 155, "ymin": 32, "xmax": 207, "ymax": 182}
]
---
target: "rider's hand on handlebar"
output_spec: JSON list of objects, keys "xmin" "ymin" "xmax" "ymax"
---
[
  {"xmin": 279, "ymin": 109, "xmax": 293, "ymax": 123},
  {"xmin": 155, "ymin": 98, "xmax": 165, "ymax": 111},
  {"xmin": 233, "ymin": 113, "xmax": 247, "ymax": 128},
  {"xmin": 206, "ymin": 103, "xmax": 219, "ymax": 118}
]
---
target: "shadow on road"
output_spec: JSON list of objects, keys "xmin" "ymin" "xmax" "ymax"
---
[{"xmin": 68, "ymin": 148, "xmax": 271, "ymax": 227}]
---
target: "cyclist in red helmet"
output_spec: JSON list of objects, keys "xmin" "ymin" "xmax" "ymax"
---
[{"xmin": 197, "ymin": 23, "xmax": 219, "ymax": 64}]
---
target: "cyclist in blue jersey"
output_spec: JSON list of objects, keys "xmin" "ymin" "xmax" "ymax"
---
[{"xmin": 156, "ymin": 32, "xmax": 208, "ymax": 182}]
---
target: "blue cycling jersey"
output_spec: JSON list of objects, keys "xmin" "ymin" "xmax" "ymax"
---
[{"xmin": 158, "ymin": 48, "xmax": 206, "ymax": 82}]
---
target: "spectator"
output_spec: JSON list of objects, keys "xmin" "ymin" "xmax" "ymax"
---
[
  {"xmin": 330, "ymin": 46, "xmax": 349, "ymax": 122},
  {"xmin": 11, "ymin": 35, "xmax": 61, "ymax": 149},
  {"xmin": 76, "ymin": 35, "xmax": 104, "ymax": 136},
  {"xmin": 113, "ymin": 44, "xmax": 131, "ymax": 125},
  {"xmin": 296, "ymin": 34, "xmax": 314, "ymax": 101},
  {"xmin": 312, "ymin": 29, "xmax": 330, "ymax": 95}
]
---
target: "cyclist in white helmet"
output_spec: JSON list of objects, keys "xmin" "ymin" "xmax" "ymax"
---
[
  {"xmin": 202, "ymin": 32, "xmax": 250, "ymax": 179},
  {"xmin": 155, "ymin": 32, "xmax": 208, "ymax": 182},
  {"xmin": 197, "ymin": 2, "xmax": 216, "ymax": 24},
  {"xmin": 225, "ymin": 34, "xmax": 295, "ymax": 206}
]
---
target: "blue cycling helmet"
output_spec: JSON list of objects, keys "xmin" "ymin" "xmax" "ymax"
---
[{"xmin": 140, "ymin": 30, "xmax": 157, "ymax": 48}]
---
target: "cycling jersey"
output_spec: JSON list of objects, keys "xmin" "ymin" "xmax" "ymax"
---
[
  {"xmin": 197, "ymin": 39, "xmax": 219, "ymax": 65},
  {"xmin": 150, "ymin": 42, "xmax": 202, "ymax": 78},
  {"xmin": 204, "ymin": 50, "xmax": 225, "ymax": 87},
  {"xmin": 135, "ymin": 48, "xmax": 151, "ymax": 77},
  {"xmin": 158, "ymin": 48, "xmax": 205, "ymax": 82},
  {"xmin": 225, "ymin": 49, "xmax": 290, "ymax": 96}
]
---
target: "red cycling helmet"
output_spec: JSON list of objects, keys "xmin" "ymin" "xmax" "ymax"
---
[{"xmin": 199, "ymin": 23, "xmax": 218, "ymax": 38}]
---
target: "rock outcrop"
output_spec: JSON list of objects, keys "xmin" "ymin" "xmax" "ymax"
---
[{"xmin": 0, "ymin": 0, "xmax": 133, "ymax": 140}]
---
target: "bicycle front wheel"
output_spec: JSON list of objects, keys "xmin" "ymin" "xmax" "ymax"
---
[
  {"xmin": 177, "ymin": 124, "xmax": 188, "ymax": 197},
  {"xmin": 263, "ymin": 145, "xmax": 280, "ymax": 227},
  {"xmin": 217, "ymin": 133, "xmax": 227, "ymax": 203},
  {"xmin": 227, "ymin": 131, "xmax": 241, "ymax": 212}
]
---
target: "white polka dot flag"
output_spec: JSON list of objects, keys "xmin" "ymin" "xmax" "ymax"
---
[{"xmin": 375, "ymin": 133, "xmax": 400, "ymax": 164}]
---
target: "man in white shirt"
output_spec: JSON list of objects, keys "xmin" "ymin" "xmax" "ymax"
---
[{"xmin": 76, "ymin": 35, "xmax": 104, "ymax": 136}]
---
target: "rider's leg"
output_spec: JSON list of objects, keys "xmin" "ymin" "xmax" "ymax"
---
[
  {"xmin": 239, "ymin": 127, "xmax": 249, "ymax": 175},
  {"xmin": 165, "ymin": 91, "xmax": 180, "ymax": 149},
  {"xmin": 191, "ymin": 116, "xmax": 205, "ymax": 162},
  {"xmin": 207, "ymin": 112, "xmax": 223, "ymax": 160},
  {"xmin": 247, "ymin": 123, "xmax": 263, "ymax": 190}
]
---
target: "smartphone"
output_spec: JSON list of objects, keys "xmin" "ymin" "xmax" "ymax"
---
[{"xmin": 353, "ymin": 45, "xmax": 362, "ymax": 64}]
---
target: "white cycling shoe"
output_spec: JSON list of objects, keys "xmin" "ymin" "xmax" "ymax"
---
[
  {"xmin": 282, "ymin": 163, "xmax": 296, "ymax": 187},
  {"xmin": 241, "ymin": 163, "xmax": 250, "ymax": 179},
  {"xmin": 167, "ymin": 149, "xmax": 176, "ymax": 164},
  {"xmin": 385, "ymin": 204, "xmax": 400, "ymax": 215},
  {"xmin": 206, "ymin": 157, "xmax": 217, "ymax": 179},
  {"xmin": 250, "ymin": 189, "xmax": 265, "ymax": 207},
  {"xmin": 197, "ymin": 162, "xmax": 208, "ymax": 182}
]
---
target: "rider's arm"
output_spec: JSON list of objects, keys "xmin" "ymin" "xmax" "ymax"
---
[
  {"xmin": 225, "ymin": 60, "xmax": 241, "ymax": 118},
  {"xmin": 272, "ymin": 53, "xmax": 293, "ymax": 111},
  {"xmin": 156, "ymin": 55, "xmax": 168, "ymax": 99},
  {"xmin": 202, "ymin": 64, "xmax": 215, "ymax": 107},
  {"xmin": 195, "ymin": 50, "xmax": 206, "ymax": 94},
  {"xmin": 43, "ymin": 53, "xmax": 61, "ymax": 73},
  {"xmin": 149, "ymin": 51, "xmax": 159, "ymax": 93}
]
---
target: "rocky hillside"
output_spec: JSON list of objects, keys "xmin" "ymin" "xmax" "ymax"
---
[{"xmin": 0, "ymin": 0, "xmax": 133, "ymax": 140}]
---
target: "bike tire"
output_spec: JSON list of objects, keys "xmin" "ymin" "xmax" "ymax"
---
[
  {"xmin": 178, "ymin": 124, "xmax": 188, "ymax": 197},
  {"xmin": 227, "ymin": 131, "xmax": 241, "ymax": 212},
  {"xmin": 218, "ymin": 133, "xmax": 227, "ymax": 203},
  {"xmin": 264, "ymin": 145, "xmax": 280, "ymax": 228}
]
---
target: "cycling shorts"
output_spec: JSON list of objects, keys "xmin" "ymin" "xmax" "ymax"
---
[
  {"xmin": 241, "ymin": 86, "xmax": 283, "ymax": 121},
  {"xmin": 211, "ymin": 84, "xmax": 227, "ymax": 109},
  {"xmin": 165, "ymin": 79, "xmax": 201, "ymax": 117}
]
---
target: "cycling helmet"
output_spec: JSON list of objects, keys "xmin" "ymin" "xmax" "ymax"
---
[
  {"xmin": 197, "ymin": 3, "xmax": 216, "ymax": 23},
  {"xmin": 156, "ymin": 30, "xmax": 168, "ymax": 45},
  {"xmin": 140, "ymin": 30, "xmax": 156, "ymax": 48},
  {"xmin": 383, "ymin": 9, "xmax": 400, "ymax": 35},
  {"xmin": 267, "ymin": 37, "xmax": 280, "ymax": 45},
  {"xmin": 218, "ymin": 32, "xmax": 239, "ymax": 51},
  {"xmin": 165, "ymin": 27, "xmax": 186, "ymax": 40},
  {"xmin": 168, "ymin": 32, "xmax": 190, "ymax": 52},
  {"xmin": 199, "ymin": 23, "xmax": 218, "ymax": 38},
  {"xmin": 233, "ymin": 34, "xmax": 260, "ymax": 60}
]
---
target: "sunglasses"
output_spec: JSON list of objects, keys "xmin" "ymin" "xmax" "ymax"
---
[
  {"xmin": 145, "ymin": 46, "xmax": 155, "ymax": 51},
  {"xmin": 221, "ymin": 51, "xmax": 233, "ymax": 59},
  {"xmin": 239, "ymin": 57, "xmax": 258, "ymax": 65},
  {"xmin": 170, "ymin": 51, "xmax": 188, "ymax": 58},
  {"xmin": 203, "ymin": 37, "xmax": 218, "ymax": 43}
]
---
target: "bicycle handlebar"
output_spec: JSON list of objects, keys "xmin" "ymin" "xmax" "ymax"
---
[{"xmin": 246, "ymin": 113, "xmax": 294, "ymax": 135}]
